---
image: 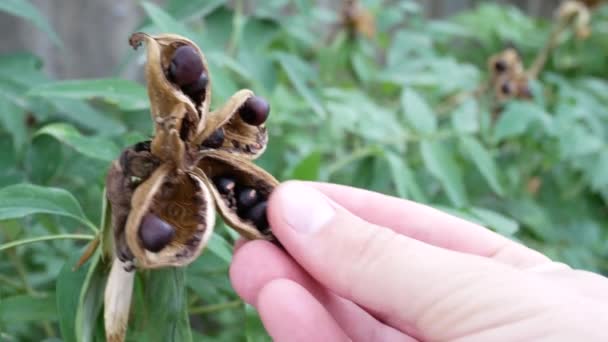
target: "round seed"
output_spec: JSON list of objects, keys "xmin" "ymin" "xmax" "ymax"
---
[
  {"xmin": 237, "ymin": 187, "xmax": 259, "ymax": 209},
  {"xmin": 494, "ymin": 60, "xmax": 507, "ymax": 73},
  {"xmin": 182, "ymin": 72, "xmax": 209, "ymax": 100},
  {"xmin": 201, "ymin": 128, "xmax": 225, "ymax": 148},
  {"xmin": 240, "ymin": 96, "xmax": 270, "ymax": 126},
  {"xmin": 246, "ymin": 201, "xmax": 268, "ymax": 231},
  {"xmin": 500, "ymin": 81, "xmax": 513, "ymax": 95},
  {"xmin": 169, "ymin": 45, "xmax": 203, "ymax": 86},
  {"xmin": 213, "ymin": 176, "xmax": 235, "ymax": 195},
  {"xmin": 138, "ymin": 213, "xmax": 175, "ymax": 252}
]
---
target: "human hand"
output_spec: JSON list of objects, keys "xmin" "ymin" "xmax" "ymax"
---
[{"xmin": 230, "ymin": 182, "xmax": 608, "ymax": 341}]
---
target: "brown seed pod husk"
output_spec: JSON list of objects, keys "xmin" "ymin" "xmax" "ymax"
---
[
  {"xmin": 129, "ymin": 32, "xmax": 211, "ymax": 165},
  {"xmin": 106, "ymin": 144, "xmax": 161, "ymax": 262},
  {"xmin": 195, "ymin": 149, "xmax": 278, "ymax": 241},
  {"xmin": 194, "ymin": 89, "xmax": 268, "ymax": 160},
  {"xmin": 123, "ymin": 163, "xmax": 215, "ymax": 269}
]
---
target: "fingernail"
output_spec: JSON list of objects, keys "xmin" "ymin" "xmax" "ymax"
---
[{"xmin": 281, "ymin": 183, "xmax": 335, "ymax": 234}]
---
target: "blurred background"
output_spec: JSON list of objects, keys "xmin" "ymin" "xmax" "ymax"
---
[
  {"xmin": 1, "ymin": 0, "xmax": 607, "ymax": 341},
  {"xmin": 0, "ymin": 1, "xmax": 563, "ymax": 79}
]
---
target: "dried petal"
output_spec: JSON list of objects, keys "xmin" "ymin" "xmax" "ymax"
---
[
  {"xmin": 195, "ymin": 150, "xmax": 278, "ymax": 240},
  {"xmin": 194, "ymin": 89, "xmax": 268, "ymax": 160},
  {"xmin": 104, "ymin": 258, "xmax": 135, "ymax": 342}
]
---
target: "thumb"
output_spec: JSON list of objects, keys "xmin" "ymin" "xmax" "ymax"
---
[{"xmin": 268, "ymin": 182, "xmax": 529, "ymax": 338}]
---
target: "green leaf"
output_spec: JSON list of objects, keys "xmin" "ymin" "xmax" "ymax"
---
[
  {"xmin": 51, "ymin": 98, "xmax": 126, "ymax": 135},
  {"xmin": 420, "ymin": 140, "xmax": 467, "ymax": 207},
  {"xmin": 35, "ymin": 123, "xmax": 120, "ymax": 162},
  {"xmin": 289, "ymin": 150, "xmax": 321, "ymax": 181},
  {"xmin": 493, "ymin": 102, "xmax": 550, "ymax": 142},
  {"xmin": 206, "ymin": 233, "xmax": 233, "ymax": 264},
  {"xmin": 385, "ymin": 151, "xmax": 427, "ymax": 202},
  {"xmin": 275, "ymin": 53, "xmax": 326, "ymax": 118},
  {"xmin": 0, "ymin": 0, "xmax": 62, "ymax": 46},
  {"xmin": 0, "ymin": 294, "xmax": 57, "ymax": 322},
  {"xmin": 401, "ymin": 88, "xmax": 436, "ymax": 135},
  {"xmin": 451, "ymin": 98, "xmax": 479, "ymax": 134},
  {"xmin": 0, "ymin": 95, "xmax": 27, "ymax": 153},
  {"xmin": 141, "ymin": 268, "xmax": 192, "ymax": 342},
  {"xmin": 75, "ymin": 251, "xmax": 106, "ymax": 342},
  {"xmin": 459, "ymin": 136, "xmax": 504, "ymax": 195},
  {"xmin": 245, "ymin": 304, "xmax": 271, "ymax": 342},
  {"xmin": 141, "ymin": 1, "xmax": 195, "ymax": 39},
  {"xmin": 56, "ymin": 248, "xmax": 98, "ymax": 342},
  {"xmin": 28, "ymin": 78, "xmax": 149, "ymax": 111},
  {"xmin": 0, "ymin": 183, "xmax": 97, "ymax": 232},
  {"xmin": 470, "ymin": 207, "xmax": 519, "ymax": 236}
]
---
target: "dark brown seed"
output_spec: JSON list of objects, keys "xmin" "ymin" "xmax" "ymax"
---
[
  {"xmin": 169, "ymin": 45, "xmax": 204, "ymax": 86},
  {"xmin": 133, "ymin": 140, "xmax": 151, "ymax": 152},
  {"xmin": 201, "ymin": 128, "xmax": 225, "ymax": 148},
  {"xmin": 246, "ymin": 201, "xmax": 269, "ymax": 231},
  {"xmin": 240, "ymin": 96, "xmax": 270, "ymax": 126},
  {"xmin": 138, "ymin": 213, "xmax": 175, "ymax": 252},
  {"xmin": 501, "ymin": 81, "xmax": 512, "ymax": 95},
  {"xmin": 494, "ymin": 60, "xmax": 507, "ymax": 73},
  {"xmin": 237, "ymin": 187, "xmax": 258, "ymax": 208},
  {"xmin": 213, "ymin": 176, "xmax": 235, "ymax": 195},
  {"xmin": 182, "ymin": 72, "xmax": 209, "ymax": 100}
]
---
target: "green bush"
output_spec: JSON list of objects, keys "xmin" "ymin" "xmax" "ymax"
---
[{"xmin": 1, "ymin": 0, "xmax": 607, "ymax": 340}]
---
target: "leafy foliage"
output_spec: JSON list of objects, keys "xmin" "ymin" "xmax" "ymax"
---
[{"xmin": 1, "ymin": 1, "xmax": 608, "ymax": 340}]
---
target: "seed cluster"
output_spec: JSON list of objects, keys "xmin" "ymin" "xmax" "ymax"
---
[{"xmin": 213, "ymin": 176, "xmax": 270, "ymax": 233}]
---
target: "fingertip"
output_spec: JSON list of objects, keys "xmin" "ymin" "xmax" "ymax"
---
[
  {"xmin": 256, "ymin": 279, "xmax": 349, "ymax": 342},
  {"xmin": 233, "ymin": 237, "xmax": 248, "ymax": 252},
  {"xmin": 229, "ymin": 239, "xmax": 304, "ymax": 305}
]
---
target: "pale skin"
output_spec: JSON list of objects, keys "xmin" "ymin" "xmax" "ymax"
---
[{"xmin": 230, "ymin": 181, "xmax": 608, "ymax": 341}]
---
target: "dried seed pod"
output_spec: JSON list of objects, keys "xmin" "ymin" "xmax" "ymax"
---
[
  {"xmin": 121, "ymin": 164, "xmax": 215, "ymax": 268},
  {"xmin": 129, "ymin": 33, "xmax": 211, "ymax": 165},
  {"xmin": 193, "ymin": 89, "xmax": 268, "ymax": 159},
  {"xmin": 106, "ymin": 32, "xmax": 281, "ymax": 341},
  {"xmin": 196, "ymin": 150, "xmax": 278, "ymax": 240},
  {"xmin": 488, "ymin": 48, "xmax": 524, "ymax": 80}
]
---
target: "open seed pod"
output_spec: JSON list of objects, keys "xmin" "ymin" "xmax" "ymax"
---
[
  {"xmin": 195, "ymin": 150, "xmax": 279, "ymax": 241},
  {"xmin": 194, "ymin": 89, "xmax": 269, "ymax": 159},
  {"xmin": 123, "ymin": 164, "xmax": 215, "ymax": 268},
  {"xmin": 106, "ymin": 32, "xmax": 278, "ymax": 269}
]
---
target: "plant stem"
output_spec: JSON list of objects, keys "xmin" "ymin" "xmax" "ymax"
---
[
  {"xmin": 189, "ymin": 299, "xmax": 242, "ymax": 315},
  {"xmin": 0, "ymin": 234, "xmax": 95, "ymax": 252},
  {"xmin": 527, "ymin": 19, "xmax": 570, "ymax": 79},
  {"xmin": 226, "ymin": 0, "xmax": 244, "ymax": 57},
  {"xmin": 326, "ymin": 145, "xmax": 382, "ymax": 177}
]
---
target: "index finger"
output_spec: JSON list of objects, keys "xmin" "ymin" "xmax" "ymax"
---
[{"xmin": 307, "ymin": 182, "xmax": 550, "ymax": 268}]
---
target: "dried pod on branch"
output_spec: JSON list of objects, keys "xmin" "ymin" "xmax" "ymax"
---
[{"xmin": 104, "ymin": 32, "xmax": 279, "ymax": 342}]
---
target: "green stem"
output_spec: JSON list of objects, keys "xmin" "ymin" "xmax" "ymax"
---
[
  {"xmin": 189, "ymin": 300, "xmax": 242, "ymax": 315},
  {"xmin": 0, "ymin": 234, "xmax": 95, "ymax": 252},
  {"xmin": 0, "ymin": 273, "xmax": 23, "ymax": 290},
  {"xmin": 226, "ymin": 0, "xmax": 244, "ymax": 57},
  {"xmin": 326, "ymin": 145, "xmax": 382, "ymax": 177}
]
